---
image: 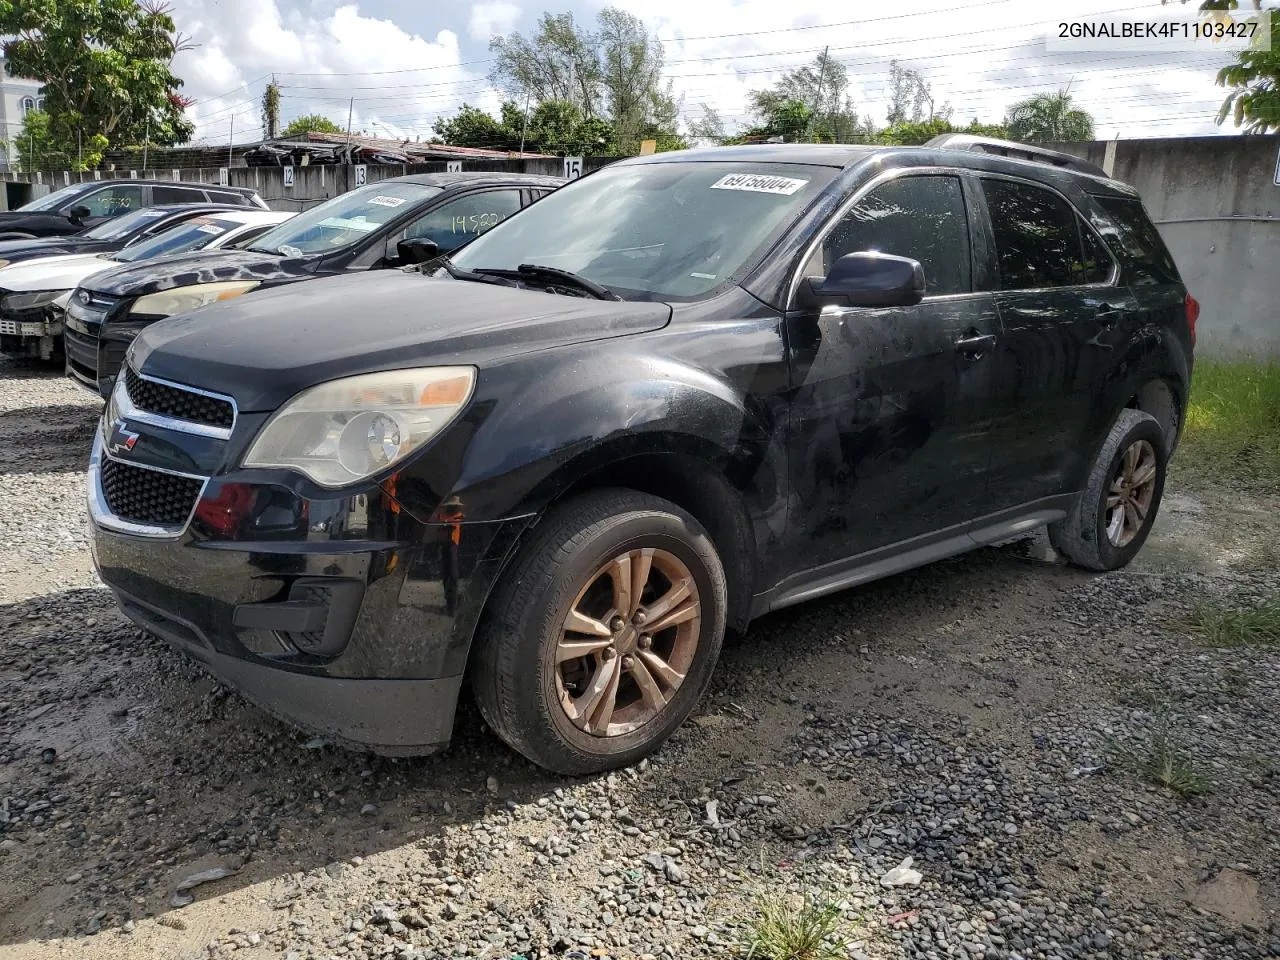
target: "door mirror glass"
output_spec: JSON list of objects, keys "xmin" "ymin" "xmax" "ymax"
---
[
  {"xmin": 397, "ymin": 237, "xmax": 440, "ymax": 265},
  {"xmin": 806, "ymin": 252, "xmax": 925, "ymax": 308},
  {"xmin": 69, "ymin": 204, "xmax": 92, "ymax": 222}
]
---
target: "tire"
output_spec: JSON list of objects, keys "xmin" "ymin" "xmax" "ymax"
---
[
  {"xmin": 1049, "ymin": 409, "xmax": 1167, "ymax": 571},
  {"xmin": 471, "ymin": 488, "xmax": 727, "ymax": 775}
]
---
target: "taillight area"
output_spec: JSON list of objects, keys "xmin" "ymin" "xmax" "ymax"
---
[{"xmin": 1185, "ymin": 291, "xmax": 1200, "ymax": 349}]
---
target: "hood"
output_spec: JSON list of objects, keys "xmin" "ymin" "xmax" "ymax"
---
[
  {"xmin": 0, "ymin": 253, "xmax": 112, "ymax": 293},
  {"xmin": 83, "ymin": 248, "xmax": 304, "ymax": 297},
  {"xmin": 0, "ymin": 236, "xmax": 110, "ymax": 266},
  {"xmin": 133, "ymin": 270, "xmax": 672, "ymax": 412}
]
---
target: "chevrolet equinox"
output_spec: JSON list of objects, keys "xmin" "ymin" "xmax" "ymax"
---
[{"xmin": 87, "ymin": 137, "xmax": 1195, "ymax": 775}]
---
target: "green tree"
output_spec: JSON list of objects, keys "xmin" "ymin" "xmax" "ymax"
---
[
  {"xmin": 433, "ymin": 103, "xmax": 521, "ymax": 150},
  {"xmin": 0, "ymin": 0, "xmax": 195, "ymax": 167},
  {"xmin": 281, "ymin": 114, "xmax": 346, "ymax": 138},
  {"xmin": 489, "ymin": 7, "xmax": 683, "ymax": 153},
  {"xmin": 747, "ymin": 52, "xmax": 872, "ymax": 142},
  {"xmin": 1005, "ymin": 88, "xmax": 1095, "ymax": 142},
  {"xmin": 875, "ymin": 117, "xmax": 1009, "ymax": 146},
  {"xmin": 434, "ymin": 99, "xmax": 614, "ymax": 155},
  {"xmin": 687, "ymin": 103, "xmax": 729, "ymax": 144},
  {"xmin": 261, "ymin": 80, "xmax": 281, "ymax": 139}
]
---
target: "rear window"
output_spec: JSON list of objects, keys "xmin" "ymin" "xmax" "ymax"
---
[
  {"xmin": 207, "ymin": 190, "xmax": 248, "ymax": 205},
  {"xmin": 1092, "ymin": 195, "xmax": 1180, "ymax": 285}
]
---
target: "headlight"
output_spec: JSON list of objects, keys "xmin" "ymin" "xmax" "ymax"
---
[
  {"xmin": 129, "ymin": 280, "xmax": 260, "ymax": 318},
  {"xmin": 1, "ymin": 289, "xmax": 69, "ymax": 312},
  {"xmin": 242, "ymin": 367, "xmax": 477, "ymax": 488}
]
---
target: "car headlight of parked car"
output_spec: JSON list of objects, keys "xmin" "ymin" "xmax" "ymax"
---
[
  {"xmin": 129, "ymin": 280, "xmax": 261, "ymax": 318},
  {"xmin": 242, "ymin": 367, "xmax": 477, "ymax": 488},
  {"xmin": 1, "ymin": 289, "xmax": 69, "ymax": 316}
]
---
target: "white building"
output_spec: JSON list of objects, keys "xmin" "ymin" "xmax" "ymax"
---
[{"xmin": 0, "ymin": 58, "xmax": 45, "ymax": 169}]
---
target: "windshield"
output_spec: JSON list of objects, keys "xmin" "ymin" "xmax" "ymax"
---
[
  {"xmin": 248, "ymin": 181, "xmax": 440, "ymax": 256},
  {"xmin": 451, "ymin": 162, "xmax": 836, "ymax": 300},
  {"xmin": 110, "ymin": 216, "xmax": 242, "ymax": 263},
  {"xmin": 82, "ymin": 207, "xmax": 176, "ymax": 241},
  {"xmin": 16, "ymin": 183, "xmax": 95, "ymax": 212}
]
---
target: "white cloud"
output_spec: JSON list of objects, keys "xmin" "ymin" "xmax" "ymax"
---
[{"xmin": 469, "ymin": 1, "xmax": 521, "ymax": 42}]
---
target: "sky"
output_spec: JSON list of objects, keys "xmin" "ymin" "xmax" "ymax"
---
[{"xmin": 170, "ymin": 0, "xmax": 1268, "ymax": 147}]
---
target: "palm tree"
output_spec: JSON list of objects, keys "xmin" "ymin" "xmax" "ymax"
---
[{"xmin": 1005, "ymin": 88, "xmax": 1096, "ymax": 142}]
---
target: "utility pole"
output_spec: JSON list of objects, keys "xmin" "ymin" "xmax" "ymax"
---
[
  {"xmin": 807, "ymin": 46, "xmax": 829, "ymax": 143},
  {"xmin": 345, "ymin": 97, "xmax": 354, "ymax": 158},
  {"xmin": 228, "ymin": 114, "xmax": 235, "ymax": 169},
  {"xmin": 142, "ymin": 115, "xmax": 150, "ymax": 171},
  {"xmin": 77, "ymin": 129, "xmax": 82, "ymax": 171},
  {"xmin": 519, "ymin": 90, "xmax": 530, "ymax": 155}
]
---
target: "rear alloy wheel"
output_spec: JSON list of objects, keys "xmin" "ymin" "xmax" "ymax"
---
[
  {"xmin": 471, "ymin": 489, "xmax": 726, "ymax": 775},
  {"xmin": 1050, "ymin": 408, "xmax": 1167, "ymax": 571}
]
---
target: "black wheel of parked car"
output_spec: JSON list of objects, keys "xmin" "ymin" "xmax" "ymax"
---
[
  {"xmin": 1050, "ymin": 409, "xmax": 1168, "ymax": 571},
  {"xmin": 471, "ymin": 488, "xmax": 727, "ymax": 775}
]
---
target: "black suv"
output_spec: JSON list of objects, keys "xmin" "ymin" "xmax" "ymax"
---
[
  {"xmin": 64, "ymin": 171, "xmax": 563, "ymax": 396},
  {"xmin": 87, "ymin": 138, "xmax": 1194, "ymax": 775},
  {"xmin": 0, "ymin": 179, "xmax": 266, "ymax": 240}
]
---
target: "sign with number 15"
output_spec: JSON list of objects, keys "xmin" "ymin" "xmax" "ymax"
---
[{"xmin": 563, "ymin": 156, "xmax": 583, "ymax": 180}]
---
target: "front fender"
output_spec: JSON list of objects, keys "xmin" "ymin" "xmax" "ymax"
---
[{"xmin": 448, "ymin": 352, "xmax": 781, "ymax": 521}]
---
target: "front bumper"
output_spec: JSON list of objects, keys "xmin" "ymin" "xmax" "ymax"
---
[{"xmin": 87, "ymin": 427, "xmax": 534, "ymax": 755}]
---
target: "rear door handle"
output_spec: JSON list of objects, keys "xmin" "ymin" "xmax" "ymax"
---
[{"xmin": 954, "ymin": 332, "xmax": 997, "ymax": 359}]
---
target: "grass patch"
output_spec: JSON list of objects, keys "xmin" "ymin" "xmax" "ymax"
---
[
  {"xmin": 1110, "ymin": 716, "xmax": 1211, "ymax": 798},
  {"xmin": 1188, "ymin": 596, "xmax": 1280, "ymax": 646},
  {"xmin": 1178, "ymin": 359, "xmax": 1280, "ymax": 488},
  {"xmin": 740, "ymin": 890, "xmax": 853, "ymax": 960}
]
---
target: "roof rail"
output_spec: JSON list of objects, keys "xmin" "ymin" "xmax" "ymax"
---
[{"xmin": 924, "ymin": 134, "xmax": 1109, "ymax": 179}]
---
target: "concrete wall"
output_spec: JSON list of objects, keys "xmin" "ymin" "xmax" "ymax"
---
[{"xmin": 1047, "ymin": 135, "xmax": 1280, "ymax": 358}]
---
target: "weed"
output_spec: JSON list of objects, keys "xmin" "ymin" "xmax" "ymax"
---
[
  {"xmin": 1188, "ymin": 596, "xmax": 1280, "ymax": 646},
  {"xmin": 1178, "ymin": 360, "xmax": 1280, "ymax": 489},
  {"xmin": 1109, "ymin": 715, "xmax": 1211, "ymax": 798},
  {"xmin": 740, "ymin": 890, "xmax": 854, "ymax": 960}
]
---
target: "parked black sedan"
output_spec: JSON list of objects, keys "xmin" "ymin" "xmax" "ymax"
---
[
  {"xmin": 64, "ymin": 172, "xmax": 562, "ymax": 396},
  {"xmin": 0, "ymin": 178, "xmax": 266, "ymax": 240},
  {"xmin": 0, "ymin": 203, "xmax": 256, "ymax": 269}
]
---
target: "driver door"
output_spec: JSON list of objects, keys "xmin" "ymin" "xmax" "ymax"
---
[
  {"xmin": 784, "ymin": 173, "xmax": 1002, "ymax": 572},
  {"xmin": 381, "ymin": 188, "xmax": 523, "ymax": 267}
]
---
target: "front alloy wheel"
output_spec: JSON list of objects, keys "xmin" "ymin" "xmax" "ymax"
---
[{"xmin": 472, "ymin": 489, "xmax": 726, "ymax": 775}]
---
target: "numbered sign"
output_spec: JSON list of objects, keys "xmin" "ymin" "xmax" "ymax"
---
[
  {"xmin": 93, "ymin": 170, "xmax": 101, "ymax": 181},
  {"xmin": 446, "ymin": 160, "xmax": 462, "ymax": 173},
  {"xmin": 283, "ymin": 166, "xmax": 295, "ymax": 188},
  {"xmin": 172, "ymin": 169, "xmax": 181, "ymax": 181},
  {"xmin": 1274, "ymin": 143, "xmax": 1280, "ymax": 186},
  {"xmin": 218, "ymin": 167, "xmax": 229, "ymax": 186},
  {"xmin": 354, "ymin": 164, "xmax": 367, "ymax": 186},
  {"xmin": 563, "ymin": 156, "xmax": 583, "ymax": 180},
  {"xmin": 35, "ymin": 172, "xmax": 42, "ymax": 184},
  {"xmin": 63, "ymin": 171, "xmax": 70, "ymax": 186},
  {"xmin": 129, "ymin": 170, "xmax": 138, "ymax": 179}
]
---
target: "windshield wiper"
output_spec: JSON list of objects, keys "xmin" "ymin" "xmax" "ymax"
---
[
  {"xmin": 437, "ymin": 258, "xmax": 519, "ymax": 287},
  {"xmin": 515, "ymin": 264, "xmax": 620, "ymax": 300}
]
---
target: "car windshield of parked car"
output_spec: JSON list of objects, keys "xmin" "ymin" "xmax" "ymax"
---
[
  {"xmin": 82, "ymin": 207, "xmax": 176, "ymax": 241},
  {"xmin": 16, "ymin": 183, "xmax": 95, "ymax": 212},
  {"xmin": 109, "ymin": 216, "xmax": 243, "ymax": 263},
  {"xmin": 247, "ymin": 182, "xmax": 441, "ymax": 256},
  {"xmin": 450, "ymin": 162, "xmax": 836, "ymax": 300}
]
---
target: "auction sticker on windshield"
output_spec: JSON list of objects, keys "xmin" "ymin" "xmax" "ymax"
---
[
  {"xmin": 710, "ymin": 174, "xmax": 809, "ymax": 195},
  {"xmin": 368, "ymin": 196, "xmax": 407, "ymax": 208}
]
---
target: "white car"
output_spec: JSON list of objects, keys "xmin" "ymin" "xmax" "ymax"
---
[{"xmin": 0, "ymin": 209, "xmax": 294, "ymax": 360}]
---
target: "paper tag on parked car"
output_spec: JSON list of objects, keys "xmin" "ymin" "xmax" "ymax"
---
[
  {"xmin": 368, "ymin": 196, "xmax": 407, "ymax": 208},
  {"xmin": 196, "ymin": 224, "xmax": 225, "ymax": 235},
  {"xmin": 710, "ymin": 174, "xmax": 809, "ymax": 195}
]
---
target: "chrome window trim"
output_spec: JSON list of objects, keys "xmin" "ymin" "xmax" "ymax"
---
[
  {"xmin": 117, "ymin": 367, "xmax": 238, "ymax": 440},
  {"xmin": 87, "ymin": 430, "xmax": 208, "ymax": 540},
  {"xmin": 787, "ymin": 165, "xmax": 1121, "ymax": 309},
  {"xmin": 973, "ymin": 170, "xmax": 1121, "ymax": 289}
]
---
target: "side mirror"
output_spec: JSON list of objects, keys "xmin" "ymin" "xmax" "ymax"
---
[
  {"xmin": 397, "ymin": 237, "xmax": 440, "ymax": 266},
  {"xmin": 69, "ymin": 204, "xmax": 92, "ymax": 223},
  {"xmin": 802, "ymin": 252, "xmax": 925, "ymax": 309}
]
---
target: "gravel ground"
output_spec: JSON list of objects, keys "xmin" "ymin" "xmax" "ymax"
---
[{"xmin": 0, "ymin": 357, "xmax": 1277, "ymax": 960}]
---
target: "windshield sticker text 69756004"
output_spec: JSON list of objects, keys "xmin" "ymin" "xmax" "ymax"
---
[{"xmin": 710, "ymin": 174, "xmax": 809, "ymax": 196}]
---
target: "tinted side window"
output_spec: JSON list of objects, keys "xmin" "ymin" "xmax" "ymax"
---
[
  {"xmin": 152, "ymin": 185, "xmax": 204, "ymax": 205},
  {"xmin": 403, "ymin": 190, "xmax": 522, "ymax": 253},
  {"xmin": 79, "ymin": 184, "xmax": 144, "ymax": 217},
  {"xmin": 824, "ymin": 175, "xmax": 971, "ymax": 296},
  {"xmin": 1078, "ymin": 219, "xmax": 1113, "ymax": 284},
  {"xmin": 208, "ymin": 190, "xmax": 248, "ymax": 205},
  {"xmin": 981, "ymin": 179, "xmax": 1086, "ymax": 289},
  {"xmin": 223, "ymin": 224, "xmax": 273, "ymax": 249},
  {"xmin": 1092, "ymin": 195, "xmax": 1180, "ymax": 285}
]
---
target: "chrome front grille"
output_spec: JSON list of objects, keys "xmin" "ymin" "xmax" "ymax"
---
[
  {"xmin": 99, "ymin": 456, "xmax": 204, "ymax": 527},
  {"xmin": 124, "ymin": 366, "xmax": 235, "ymax": 430}
]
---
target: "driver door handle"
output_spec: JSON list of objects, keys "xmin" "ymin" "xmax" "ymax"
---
[{"xmin": 954, "ymin": 331, "xmax": 997, "ymax": 359}]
